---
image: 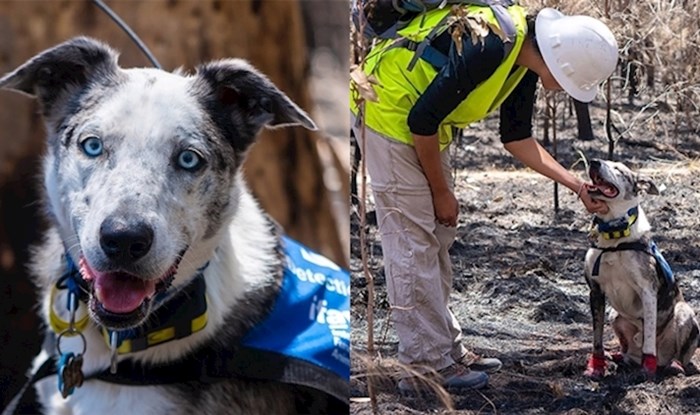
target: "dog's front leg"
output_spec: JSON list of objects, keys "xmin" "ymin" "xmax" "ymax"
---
[
  {"xmin": 585, "ymin": 282, "xmax": 607, "ymax": 378},
  {"xmin": 640, "ymin": 288, "xmax": 658, "ymax": 377}
]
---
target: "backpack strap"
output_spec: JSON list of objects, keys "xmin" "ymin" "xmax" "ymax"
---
[
  {"xmin": 406, "ymin": 12, "xmax": 451, "ymax": 70},
  {"xmin": 372, "ymin": 37, "xmax": 450, "ymax": 70},
  {"xmin": 389, "ymin": 1, "xmax": 519, "ymax": 71},
  {"xmin": 394, "ymin": 12, "xmax": 452, "ymax": 70},
  {"xmin": 378, "ymin": 17, "xmax": 450, "ymax": 70},
  {"xmin": 488, "ymin": 2, "xmax": 517, "ymax": 57}
]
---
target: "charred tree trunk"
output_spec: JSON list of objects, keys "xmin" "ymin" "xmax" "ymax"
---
[
  {"xmin": 573, "ymin": 99, "xmax": 595, "ymax": 141},
  {"xmin": 0, "ymin": 0, "xmax": 346, "ymax": 407},
  {"xmin": 542, "ymin": 112, "xmax": 550, "ymax": 146},
  {"xmin": 621, "ymin": 51, "xmax": 641, "ymax": 105}
]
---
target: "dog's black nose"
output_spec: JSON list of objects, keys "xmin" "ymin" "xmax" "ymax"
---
[{"xmin": 99, "ymin": 216, "xmax": 154, "ymax": 262}]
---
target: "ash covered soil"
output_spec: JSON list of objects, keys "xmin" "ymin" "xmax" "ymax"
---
[{"xmin": 350, "ymin": 98, "xmax": 700, "ymax": 414}]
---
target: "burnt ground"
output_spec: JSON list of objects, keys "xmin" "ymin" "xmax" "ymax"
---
[{"xmin": 349, "ymin": 96, "xmax": 700, "ymax": 414}]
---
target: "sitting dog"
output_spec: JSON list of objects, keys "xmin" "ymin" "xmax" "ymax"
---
[
  {"xmin": 0, "ymin": 37, "xmax": 349, "ymax": 414},
  {"xmin": 583, "ymin": 159, "xmax": 699, "ymax": 379}
]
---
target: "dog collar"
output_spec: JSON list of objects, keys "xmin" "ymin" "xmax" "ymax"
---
[
  {"xmin": 102, "ymin": 275, "xmax": 208, "ymax": 354},
  {"xmin": 49, "ymin": 255, "xmax": 209, "ymax": 355},
  {"xmin": 593, "ymin": 206, "xmax": 639, "ymax": 240}
]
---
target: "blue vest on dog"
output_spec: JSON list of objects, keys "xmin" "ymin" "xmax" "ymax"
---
[{"xmin": 241, "ymin": 236, "xmax": 350, "ymax": 399}]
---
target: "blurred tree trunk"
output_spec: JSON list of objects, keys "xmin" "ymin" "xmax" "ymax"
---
[
  {"xmin": 573, "ymin": 99, "xmax": 595, "ymax": 141},
  {"xmin": 0, "ymin": 0, "xmax": 346, "ymax": 408}
]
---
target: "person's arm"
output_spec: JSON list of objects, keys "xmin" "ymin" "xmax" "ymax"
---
[
  {"xmin": 504, "ymin": 137, "xmax": 580, "ymax": 191},
  {"xmin": 499, "ymin": 71, "xmax": 608, "ymax": 214},
  {"xmin": 504, "ymin": 138, "xmax": 608, "ymax": 214},
  {"xmin": 413, "ymin": 133, "xmax": 458, "ymax": 226}
]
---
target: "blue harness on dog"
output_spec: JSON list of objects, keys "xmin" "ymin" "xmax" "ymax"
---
[{"xmin": 590, "ymin": 240, "xmax": 675, "ymax": 288}]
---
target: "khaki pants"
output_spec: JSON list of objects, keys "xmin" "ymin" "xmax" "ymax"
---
[{"xmin": 352, "ymin": 118, "xmax": 468, "ymax": 371}]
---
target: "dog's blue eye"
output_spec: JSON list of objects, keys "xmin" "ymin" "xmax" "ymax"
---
[
  {"xmin": 80, "ymin": 136, "xmax": 103, "ymax": 157},
  {"xmin": 177, "ymin": 150, "xmax": 203, "ymax": 171}
]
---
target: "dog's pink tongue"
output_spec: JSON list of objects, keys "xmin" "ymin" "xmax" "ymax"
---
[
  {"xmin": 94, "ymin": 272, "xmax": 155, "ymax": 314},
  {"xmin": 597, "ymin": 183, "xmax": 618, "ymax": 197}
]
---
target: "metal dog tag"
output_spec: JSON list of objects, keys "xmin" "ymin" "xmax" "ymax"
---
[{"xmin": 58, "ymin": 352, "xmax": 84, "ymax": 398}]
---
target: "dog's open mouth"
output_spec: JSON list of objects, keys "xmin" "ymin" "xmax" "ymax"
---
[
  {"xmin": 78, "ymin": 255, "xmax": 182, "ymax": 325},
  {"xmin": 588, "ymin": 170, "xmax": 619, "ymax": 198}
]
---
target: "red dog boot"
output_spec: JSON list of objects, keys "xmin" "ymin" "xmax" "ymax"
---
[
  {"xmin": 584, "ymin": 354, "xmax": 607, "ymax": 379},
  {"xmin": 642, "ymin": 354, "xmax": 657, "ymax": 378}
]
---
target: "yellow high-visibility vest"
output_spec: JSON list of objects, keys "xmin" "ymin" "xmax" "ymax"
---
[{"xmin": 351, "ymin": 4, "xmax": 529, "ymax": 150}]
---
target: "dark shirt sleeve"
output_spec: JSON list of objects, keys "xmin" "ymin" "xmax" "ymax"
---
[
  {"xmin": 407, "ymin": 31, "xmax": 505, "ymax": 136},
  {"xmin": 499, "ymin": 69, "xmax": 538, "ymax": 143}
]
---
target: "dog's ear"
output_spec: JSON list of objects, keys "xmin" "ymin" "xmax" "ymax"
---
[
  {"xmin": 192, "ymin": 59, "xmax": 317, "ymax": 153},
  {"xmin": 635, "ymin": 174, "xmax": 659, "ymax": 195},
  {"xmin": 0, "ymin": 36, "xmax": 119, "ymax": 119}
]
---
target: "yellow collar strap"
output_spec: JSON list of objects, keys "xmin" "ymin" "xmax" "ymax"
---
[{"xmin": 594, "ymin": 206, "xmax": 639, "ymax": 240}]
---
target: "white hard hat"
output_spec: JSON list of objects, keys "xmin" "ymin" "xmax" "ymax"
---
[{"xmin": 535, "ymin": 8, "xmax": 618, "ymax": 102}]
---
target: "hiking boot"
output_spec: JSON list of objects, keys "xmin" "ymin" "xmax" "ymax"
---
[
  {"xmin": 397, "ymin": 364, "xmax": 488, "ymax": 395},
  {"xmin": 456, "ymin": 351, "xmax": 502, "ymax": 373}
]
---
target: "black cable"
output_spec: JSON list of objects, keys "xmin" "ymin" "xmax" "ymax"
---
[{"xmin": 91, "ymin": 0, "xmax": 161, "ymax": 69}]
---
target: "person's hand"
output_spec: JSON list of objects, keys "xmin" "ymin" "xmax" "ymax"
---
[
  {"xmin": 432, "ymin": 189, "xmax": 459, "ymax": 227},
  {"xmin": 579, "ymin": 183, "xmax": 609, "ymax": 214}
]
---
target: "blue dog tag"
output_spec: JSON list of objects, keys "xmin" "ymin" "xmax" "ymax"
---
[{"xmin": 57, "ymin": 352, "xmax": 84, "ymax": 398}]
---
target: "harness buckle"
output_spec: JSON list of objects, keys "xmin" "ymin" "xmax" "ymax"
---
[
  {"xmin": 403, "ymin": 39, "xmax": 419, "ymax": 52},
  {"xmin": 109, "ymin": 331, "xmax": 119, "ymax": 374},
  {"xmin": 67, "ymin": 291, "xmax": 78, "ymax": 332}
]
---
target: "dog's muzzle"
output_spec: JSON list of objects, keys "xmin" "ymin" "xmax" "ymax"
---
[
  {"xmin": 588, "ymin": 166, "xmax": 619, "ymax": 198},
  {"xmin": 77, "ymin": 250, "xmax": 184, "ymax": 328}
]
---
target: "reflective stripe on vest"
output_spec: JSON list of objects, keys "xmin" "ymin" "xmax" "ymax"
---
[{"xmin": 351, "ymin": 5, "xmax": 528, "ymax": 149}]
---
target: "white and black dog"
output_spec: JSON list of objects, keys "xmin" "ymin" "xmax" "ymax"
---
[
  {"xmin": 583, "ymin": 159, "xmax": 699, "ymax": 379},
  {"xmin": 0, "ymin": 37, "xmax": 349, "ymax": 414}
]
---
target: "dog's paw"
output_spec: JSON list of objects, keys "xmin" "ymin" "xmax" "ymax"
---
[
  {"xmin": 663, "ymin": 360, "xmax": 686, "ymax": 377},
  {"xmin": 642, "ymin": 354, "xmax": 657, "ymax": 378},
  {"xmin": 607, "ymin": 351, "xmax": 625, "ymax": 364},
  {"xmin": 584, "ymin": 354, "xmax": 607, "ymax": 379}
]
